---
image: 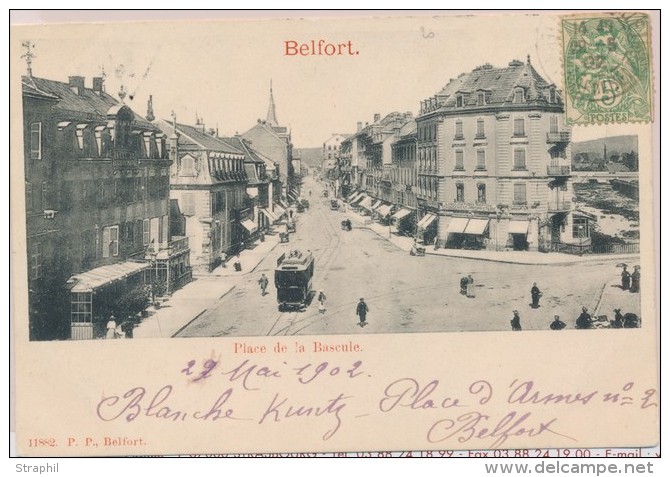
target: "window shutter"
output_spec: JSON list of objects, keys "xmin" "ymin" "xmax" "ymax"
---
[{"xmin": 102, "ymin": 227, "xmax": 110, "ymax": 258}]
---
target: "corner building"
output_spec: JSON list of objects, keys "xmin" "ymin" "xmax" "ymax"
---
[{"xmin": 417, "ymin": 58, "xmax": 587, "ymax": 252}]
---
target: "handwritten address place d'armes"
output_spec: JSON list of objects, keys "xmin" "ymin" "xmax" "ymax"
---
[{"xmin": 94, "ymin": 345, "xmax": 658, "ymax": 449}]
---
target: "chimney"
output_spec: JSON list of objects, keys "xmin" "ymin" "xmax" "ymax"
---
[
  {"xmin": 68, "ymin": 76, "xmax": 85, "ymax": 95},
  {"xmin": 92, "ymin": 77, "xmax": 104, "ymax": 95},
  {"xmin": 146, "ymin": 95, "xmax": 155, "ymax": 122},
  {"xmin": 374, "ymin": 113, "xmax": 381, "ymax": 122},
  {"xmin": 357, "ymin": 122, "xmax": 362, "ymax": 132},
  {"xmin": 195, "ymin": 114, "xmax": 205, "ymax": 133}
]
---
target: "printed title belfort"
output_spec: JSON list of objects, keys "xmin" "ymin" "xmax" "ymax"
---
[{"xmin": 284, "ymin": 39, "xmax": 359, "ymax": 56}]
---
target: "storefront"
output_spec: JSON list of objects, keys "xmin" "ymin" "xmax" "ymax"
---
[
  {"xmin": 391, "ymin": 207, "xmax": 416, "ymax": 236},
  {"xmin": 417, "ymin": 212, "xmax": 438, "ymax": 244},
  {"xmin": 508, "ymin": 220, "xmax": 530, "ymax": 250},
  {"xmin": 68, "ymin": 261, "xmax": 150, "ymax": 340}
]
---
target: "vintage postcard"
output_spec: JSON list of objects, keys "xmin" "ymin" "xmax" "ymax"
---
[{"xmin": 10, "ymin": 11, "xmax": 659, "ymax": 456}]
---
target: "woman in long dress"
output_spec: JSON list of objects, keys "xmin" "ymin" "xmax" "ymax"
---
[
  {"xmin": 466, "ymin": 275, "xmax": 475, "ymax": 298},
  {"xmin": 106, "ymin": 317, "xmax": 117, "ymax": 339}
]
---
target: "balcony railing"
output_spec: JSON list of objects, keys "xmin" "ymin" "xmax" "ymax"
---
[
  {"xmin": 546, "ymin": 131, "xmax": 571, "ymax": 143},
  {"xmin": 146, "ymin": 236, "xmax": 190, "ymax": 260},
  {"xmin": 547, "ymin": 165, "xmax": 571, "ymax": 176},
  {"xmin": 547, "ymin": 201, "xmax": 572, "ymax": 212}
]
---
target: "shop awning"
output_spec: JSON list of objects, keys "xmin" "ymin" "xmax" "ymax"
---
[
  {"xmin": 288, "ymin": 190, "xmax": 299, "ymax": 200},
  {"xmin": 391, "ymin": 208, "xmax": 413, "ymax": 221},
  {"xmin": 418, "ymin": 213, "xmax": 437, "ymax": 230},
  {"xmin": 359, "ymin": 196, "xmax": 372, "ymax": 209},
  {"xmin": 377, "ymin": 205, "xmax": 392, "ymax": 217},
  {"xmin": 508, "ymin": 220, "xmax": 529, "ymax": 234},
  {"xmin": 347, "ymin": 191, "xmax": 359, "ymax": 201},
  {"xmin": 279, "ymin": 199, "xmax": 289, "ymax": 209},
  {"xmin": 260, "ymin": 208, "xmax": 278, "ymax": 223},
  {"xmin": 273, "ymin": 203, "xmax": 286, "ymax": 217},
  {"xmin": 69, "ymin": 261, "xmax": 150, "ymax": 293},
  {"xmin": 371, "ymin": 200, "xmax": 382, "ymax": 210},
  {"xmin": 464, "ymin": 218, "xmax": 490, "ymax": 235},
  {"xmin": 446, "ymin": 217, "xmax": 469, "ymax": 234},
  {"xmin": 240, "ymin": 218, "xmax": 258, "ymax": 234},
  {"xmin": 350, "ymin": 193, "xmax": 366, "ymax": 204}
]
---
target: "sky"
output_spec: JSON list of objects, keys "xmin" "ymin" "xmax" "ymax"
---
[{"xmin": 12, "ymin": 11, "xmax": 647, "ymax": 148}]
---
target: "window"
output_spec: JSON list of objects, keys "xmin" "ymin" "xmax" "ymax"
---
[
  {"xmin": 143, "ymin": 219, "xmax": 151, "ymax": 246},
  {"xmin": 182, "ymin": 193, "xmax": 196, "ymax": 216},
  {"xmin": 161, "ymin": 215, "xmax": 169, "ymax": 245},
  {"xmin": 549, "ymin": 88, "xmax": 557, "ymax": 103},
  {"xmin": 477, "ymin": 183, "xmax": 486, "ymax": 203},
  {"xmin": 30, "ymin": 241, "xmax": 42, "ymax": 279},
  {"xmin": 513, "ymin": 149, "xmax": 526, "ymax": 170},
  {"xmin": 550, "ymin": 115, "xmax": 558, "ymax": 134},
  {"xmin": 476, "ymin": 119, "xmax": 485, "ymax": 138},
  {"xmin": 478, "ymin": 92, "xmax": 486, "ymax": 106},
  {"xmin": 41, "ymin": 181, "xmax": 48, "ymax": 210},
  {"xmin": 26, "ymin": 182, "xmax": 32, "ymax": 212},
  {"xmin": 514, "ymin": 88, "xmax": 525, "ymax": 103},
  {"xmin": 476, "ymin": 150, "xmax": 486, "ymax": 170},
  {"xmin": 513, "ymin": 118, "xmax": 526, "ymax": 137},
  {"xmin": 98, "ymin": 180, "xmax": 106, "ymax": 203},
  {"xmin": 30, "ymin": 122, "xmax": 42, "ymax": 160},
  {"xmin": 455, "ymin": 150, "xmax": 464, "ymax": 170},
  {"xmin": 71, "ymin": 292, "xmax": 92, "ymax": 324},
  {"xmin": 150, "ymin": 217, "xmax": 160, "ymax": 246},
  {"xmin": 102, "ymin": 225, "xmax": 119, "ymax": 258},
  {"xmin": 513, "ymin": 183, "xmax": 527, "ymax": 205},
  {"xmin": 455, "ymin": 120, "xmax": 463, "ymax": 139},
  {"xmin": 572, "ymin": 216, "xmax": 590, "ymax": 238},
  {"xmin": 181, "ymin": 156, "xmax": 195, "ymax": 176},
  {"xmin": 456, "ymin": 183, "xmax": 464, "ymax": 202}
]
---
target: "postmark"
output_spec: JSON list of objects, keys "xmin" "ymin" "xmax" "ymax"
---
[{"xmin": 561, "ymin": 13, "xmax": 652, "ymax": 124}]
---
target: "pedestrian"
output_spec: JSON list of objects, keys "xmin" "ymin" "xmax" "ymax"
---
[
  {"xmin": 466, "ymin": 274, "xmax": 475, "ymax": 298},
  {"xmin": 459, "ymin": 276, "xmax": 468, "ymax": 295},
  {"xmin": 309, "ymin": 189, "xmax": 312, "ymax": 197},
  {"xmin": 258, "ymin": 273, "xmax": 269, "ymax": 296},
  {"xmin": 106, "ymin": 316, "xmax": 117, "ymax": 339},
  {"xmin": 356, "ymin": 298, "xmax": 369, "ymax": 327},
  {"xmin": 530, "ymin": 282, "xmax": 542, "ymax": 308},
  {"xmin": 576, "ymin": 306, "xmax": 592, "ymax": 329},
  {"xmin": 317, "ymin": 289, "xmax": 327, "ymax": 305},
  {"xmin": 620, "ymin": 265, "xmax": 631, "ymax": 290},
  {"xmin": 550, "ymin": 315, "xmax": 566, "ymax": 330},
  {"xmin": 611, "ymin": 309, "xmax": 624, "ymax": 329},
  {"xmin": 318, "ymin": 301, "xmax": 326, "ymax": 314},
  {"xmin": 121, "ymin": 318, "xmax": 135, "ymax": 339},
  {"xmin": 289, "ymin": 209, "xmax": 294, "ymax": 219},
  {"xmin": 510, "ymin": 310, "xmax": 522, "ymax": 331},
  {"xmin": 630, "ymin": 266, "xmax": 640, "ymax": 293}
]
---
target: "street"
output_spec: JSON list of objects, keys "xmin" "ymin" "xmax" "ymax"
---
[{"xmin": 177, "ymin": 176, "xmax": 640, "ymax": 338}]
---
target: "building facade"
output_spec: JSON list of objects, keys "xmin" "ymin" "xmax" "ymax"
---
[
  {"xmin": 155, "ymin": 118, "xmax": 249, "ymax": 272},
  {"xmin": 416, "ymin": 58, "xmax": 582, "ymax": 251},
  {"xmin": 241, "ymin": 84, "xmax": 296, "ymax": 201},
  {"xmin": 23, "ymin": 74, "xmax": 190, "ymax": 341}
]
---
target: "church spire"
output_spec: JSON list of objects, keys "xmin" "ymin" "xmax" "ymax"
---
[{"xmin": 266, "ymin": 79, "xmax": 279, "ymax": 126}]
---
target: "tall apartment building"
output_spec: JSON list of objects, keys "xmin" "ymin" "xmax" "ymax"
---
[{"xmin": 416, "ymin": 57, "xmax": 585, "ymax": 251}]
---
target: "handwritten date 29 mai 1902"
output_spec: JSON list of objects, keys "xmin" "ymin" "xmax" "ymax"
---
[{"xmin": 95, "ymin": 356, "xmax": 658, "ymax": 447}]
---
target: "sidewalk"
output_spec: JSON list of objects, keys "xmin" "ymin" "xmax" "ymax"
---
[
  {"xmin": 208, "ymin": 231, "xmax": 281, "ymax": 277},
  {"xmin": 134, "ymin": 226, "xmax": 283, "ymax": 338},
  {"xmin": 592, "ymin": 278, "xmax": 642, "ymax": 322},
  {"xmin": 345, "ymin": 208, "xmax": 638, "ymax": 265}
]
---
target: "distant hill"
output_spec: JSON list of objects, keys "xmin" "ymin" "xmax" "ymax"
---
[
  {"xmin": 294, "ymin": 147, "xmax": 323, "ymax": 168},
  {"xmin": 571, "ymin": 135, "xmax": 638, "ymax": 172},
  {"xmin": 572, "ymin": 135, "xmax": 638, "ymax": 160}
]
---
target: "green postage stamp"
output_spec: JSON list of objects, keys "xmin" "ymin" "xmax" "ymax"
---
[{"xmin": 561, "ymin": 12, "xmax": 653, "ymax": 124}]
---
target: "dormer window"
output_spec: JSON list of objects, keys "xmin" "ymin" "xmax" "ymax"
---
[
  {"xmin": 549, "ymin": 87, "xmax": 557, "ymax": 103},
  {"xmin": 478, "ymin": 92, "xmax": 486, "ymax": 106},
  {"xmin": 514, "ymin": 88, "xmax": 525, "ymax": 103},
  {"xmin": 180, "ymin": 155, "xmax": 196, "ymax": 176},
  {"xmin": 456, "ymin": 95, "xmax": 465, "ymax": 107}
]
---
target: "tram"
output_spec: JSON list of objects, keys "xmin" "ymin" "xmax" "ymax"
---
[{"xmin": 274, "ymin": 250, "xmax": 315, "ymax": 311}]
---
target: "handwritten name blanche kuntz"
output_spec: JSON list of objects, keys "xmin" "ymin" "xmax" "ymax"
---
[{"xmin": 96, "ymin": 384, "xmax": 350, "ymax": 441}]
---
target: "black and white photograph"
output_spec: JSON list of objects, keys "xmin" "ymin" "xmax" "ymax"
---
[{"xmin": 11, "ymin": 10, "xmax": 659, "ymax": 458}]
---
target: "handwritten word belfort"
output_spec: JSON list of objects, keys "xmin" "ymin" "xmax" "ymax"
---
[{"xmin": 284, "ymin": 40, "xmax": 359, "ymax": 56}]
